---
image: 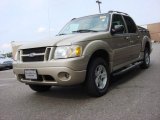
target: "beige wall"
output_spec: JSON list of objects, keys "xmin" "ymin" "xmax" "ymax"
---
[
  {"xmin": 11, "ymin": 42, "xmax": 22, "ymax": 60},
  {"xmin": 147, "ymin": 23, "xmax": 160, "ymax": 42}
]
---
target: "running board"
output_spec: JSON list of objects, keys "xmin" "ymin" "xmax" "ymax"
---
[{"xmin": 112, "ymin": 61, "xmax": 143, "ymax": 76}]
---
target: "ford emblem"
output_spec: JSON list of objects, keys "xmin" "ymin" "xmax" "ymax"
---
[{"xmin": 29, "ymin": 53, "xmax": 35, "ymax": 57}]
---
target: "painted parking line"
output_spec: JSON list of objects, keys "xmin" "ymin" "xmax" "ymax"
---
[
  {"xmin": 0, "ymin": 78, "xmax": 16, "ymax": 81},
  {"xmin": 0, "ymin": 83, "xmax": 11, "ymax": 87}
]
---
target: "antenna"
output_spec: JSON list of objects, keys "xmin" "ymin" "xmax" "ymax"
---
[
  {"xmin": 96, "ymin": 0, "xmax": 102, "ymax": 13},
  {"xmin": 47, "ymin": 0, "xmax": 51, "ymax": 39}
]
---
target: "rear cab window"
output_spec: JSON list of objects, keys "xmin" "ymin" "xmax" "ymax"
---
[{"xmin": 123, "ymin": 16, "xmax": 137, "ymax": 33}]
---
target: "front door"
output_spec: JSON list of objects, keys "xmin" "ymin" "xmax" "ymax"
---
[{"xmin": 109, "ymin": 14, "xmax": 132, "ymax": 66}]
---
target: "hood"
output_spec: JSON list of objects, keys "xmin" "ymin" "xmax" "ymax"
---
[{"xmin": 20, "ymin": 32, "xmax": 110, "ymax": 49}]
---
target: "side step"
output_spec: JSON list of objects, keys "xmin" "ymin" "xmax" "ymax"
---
[{"xmin": 112, "ymin": 61, "xmax": 143, "ymax": 76}]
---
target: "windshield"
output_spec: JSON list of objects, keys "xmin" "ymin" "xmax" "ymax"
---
[{"xmin": 58, "ymin": 14, "xmax": 110, "ymax": 35}]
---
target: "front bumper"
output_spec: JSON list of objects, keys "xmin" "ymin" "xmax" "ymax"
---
[
  {"xmin": 13, "ymin": 56, "xmax": 89, "ymax": 86},
  {"xmin": 14, "ymin": 67, "xmax": 86, "ymax": 86}
]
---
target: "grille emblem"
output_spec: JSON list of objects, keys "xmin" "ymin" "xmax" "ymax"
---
[{"xmin": 29, "ymin": 53, "xmax": 36, "ymax": 57}]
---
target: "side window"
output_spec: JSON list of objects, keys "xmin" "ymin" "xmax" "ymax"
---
[
  {"xmin": 123, "ymin": 16, "xmax": 137, "ymax": 33},
  {"xmin": 111, "ymin": 14, "xmax": 126, "ymax": 34}
]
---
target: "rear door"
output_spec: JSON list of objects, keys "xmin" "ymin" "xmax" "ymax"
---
[
  {"xmin": 109, "ymin": 14, "xmax": 132, "ymax": 66},
  {"xmin": 123, "ymin": 16, "xmax": 141, "ymax": 60}
]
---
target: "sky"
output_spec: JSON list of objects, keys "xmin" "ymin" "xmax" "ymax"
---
[{"xmin": 0, "ymin": 0, "xmax": 160, "ymax": 53}]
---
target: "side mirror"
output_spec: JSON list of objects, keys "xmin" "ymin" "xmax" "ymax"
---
[{"xmin": 111, "ymin": 25, "xmax": 124, "ymax": 34}]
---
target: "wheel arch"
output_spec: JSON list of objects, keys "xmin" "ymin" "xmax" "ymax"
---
[
  {"xmin": 145, "ymin": 41, "xmax": 151, "ymax": 54},
  {"xmin": 141, "ymin": 36, "xmax": 152, "ymax": 54},
  {"xmin": 83, "ymin": 40, "xmax": 112, "ymax": 73},
  {"xmin": 86, "ymin": 49, "xmax": 111, "ymax": 80}
]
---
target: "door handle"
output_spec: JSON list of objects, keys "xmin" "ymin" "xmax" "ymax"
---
[
  {"xmin": 130, "ymin": 40, "xmax": 134, "ymax": 43},
  {"xmin": 125, "ymin": 37, "xmax": 130, "ymax": 40}
]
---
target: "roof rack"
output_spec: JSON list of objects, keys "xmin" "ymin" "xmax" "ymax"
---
[
  {"xmin": 108, "ymin": 11, "xmax": 128, "ymax": 15},
  {"xmin": 71, "ymin": 18, "xmax": 76, "ymax": 21}
]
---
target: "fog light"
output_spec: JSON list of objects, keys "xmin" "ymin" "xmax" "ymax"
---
[
  {"xmin": 65, "ymin": 73, "xmax": 70, "ymax": 79},
  {"xmin": 58, "ymin": 72, "xmax": 71, "ymax": 81}
]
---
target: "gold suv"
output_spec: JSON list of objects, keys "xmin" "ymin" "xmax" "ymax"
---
[{"xmin": 13, "ymin": 11, "xmax": 152, "ymax": 96}]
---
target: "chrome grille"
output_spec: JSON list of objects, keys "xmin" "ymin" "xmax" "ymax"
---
[
  {"xmin": 22, "ymin": 55, "xmax": 44, "ymax": 62},
  {"xmin": 21, "ymin": 47, "xmax": 53, "ymax": 62},
  {"xmin": 23, "ymin": 47, "xmax": 46, "ymax": 54}
]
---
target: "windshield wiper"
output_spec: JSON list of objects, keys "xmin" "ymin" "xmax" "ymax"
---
[
  {"xmin": 72, "ymin": 29, "xmax": 98, "ymax": 33},
  {"xmin": 58, "ymin": 29, "xmax": 98, "ymax": 36},
  {"xmin": 58, "ymin": 33, "xmax": 66, "ymax": 36}
]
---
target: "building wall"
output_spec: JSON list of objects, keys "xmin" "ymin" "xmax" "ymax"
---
[
  {"xmin": 147, "ymin": 23, "xmax": 160, "ymax": 42},
  {"xmin": 11, "ymin": 41, "xmax": 22, "ymax": 60}
]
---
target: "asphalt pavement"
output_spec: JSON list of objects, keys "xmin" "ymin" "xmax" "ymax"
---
[{"xmin": 0, "ymin": 43, "xmax": 160, "ymax": 120}]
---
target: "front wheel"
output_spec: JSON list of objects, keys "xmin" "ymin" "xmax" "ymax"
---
[
  {"xmin": 86, "ymin": 57, "xmax": 110, "ymax": 97},
  {"xmin": 29, "ymin": 84, "xmax": 51, "ymax": 92},
  {"xmin": 141, "ymin": 48, "xmax": 150, "ymax": 69}
]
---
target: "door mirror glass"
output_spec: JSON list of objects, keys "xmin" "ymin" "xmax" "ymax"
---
[{"xmin": 111, "ymin": 25, "xmax": 124, "ymax": 34}]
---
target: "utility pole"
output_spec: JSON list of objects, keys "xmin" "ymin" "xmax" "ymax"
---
[{"xmin": 96, "ymin": 0, "xmax": 102, "ymax": 13}]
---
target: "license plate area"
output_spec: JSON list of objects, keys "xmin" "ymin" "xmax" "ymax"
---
[{"xmin": 24, "ymin": 69, "xmax": 38, "ymax": 80}]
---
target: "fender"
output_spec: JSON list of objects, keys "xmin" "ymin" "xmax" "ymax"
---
[
  {"xmin": 82, "ymin": 40, "xmax": 114, "ymax": 71},
  {"xmin": 83, "ymin": 40, "xmax": 112, "ymax": 57},
  {"xmin": 141, "ymin": 35, "xmax": 152, "ymax": 52}
]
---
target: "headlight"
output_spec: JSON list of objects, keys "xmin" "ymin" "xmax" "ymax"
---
[{"xmin": 54, "ymin": 45, "xmax": 82, "ymax": 59}]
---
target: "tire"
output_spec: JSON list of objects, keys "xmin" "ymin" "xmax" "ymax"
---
[
  {"xmin": 140, "ymin": 48, "xmax": 150, "ymax": 69},
  {"xmin": 9, "ymin": 66, "xmax": 13, "ymax": 69},
  {"xmin": 86, "ymin": 57, "xmax": 110, "ymax": 97},
  {"xmin": 29, "ymin": 84, "xmax": 51, "ymax": 92}
]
